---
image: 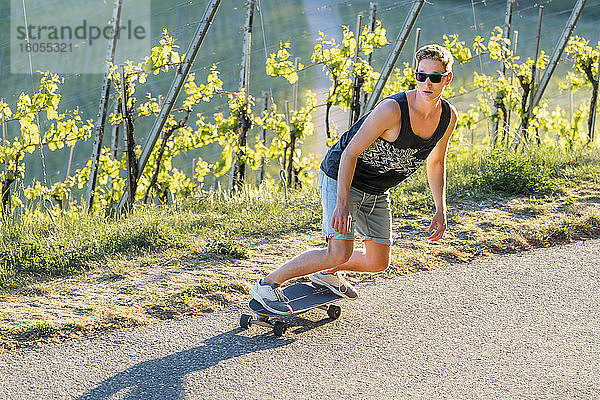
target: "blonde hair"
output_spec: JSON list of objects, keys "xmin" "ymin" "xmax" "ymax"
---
[{"xmin": 415, "ymin": 44, "xmax": 454, "ymax": 72}]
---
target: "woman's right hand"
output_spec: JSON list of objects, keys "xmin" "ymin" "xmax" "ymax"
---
[{"xmin": 331, "ymin": 203, "xmax": 351, "ymax": 236}]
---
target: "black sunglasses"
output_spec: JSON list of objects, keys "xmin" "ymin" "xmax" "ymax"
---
[{"xmin": 415, "ymin": 71, "xmax": 450, "ymax": 83}]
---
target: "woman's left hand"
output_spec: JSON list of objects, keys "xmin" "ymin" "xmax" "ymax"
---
[{"xmin": 427, "ymin": 209, "xmax": 447, "ymax": 241}]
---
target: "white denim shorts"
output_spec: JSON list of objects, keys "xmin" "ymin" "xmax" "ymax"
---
[{"xmin": 318, "ymin": 169, "xmax": 392, "ymax": 246}]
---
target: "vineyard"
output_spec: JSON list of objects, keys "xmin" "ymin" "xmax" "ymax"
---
[{"xmin": 0, "ymin": 1, "xmax": 598, "ymax": 219}]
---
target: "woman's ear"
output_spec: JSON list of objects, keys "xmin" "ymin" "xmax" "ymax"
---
[{"xmin": 445, "ymin": 72, "xmax": 453, "ymax": 86}]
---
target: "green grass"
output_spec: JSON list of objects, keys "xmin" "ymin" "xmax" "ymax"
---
[
  {"xmin": 455, "ymin": 148, "xmax": 563, "ymax": 195},
  {"xmin": 0, "ymin": 146, "xmax": 598, "ymax": 291},
  {"xmin": 463, "ymin": 146, "xmax": 600, "ymax": 196},
  {"xmin": 205, "ymin": 237, "xmax": 249, "ymax": 259},
  {"xmin": 0, "ymin": 180, "xmax": 319, "ymax": 289},
  {"xmin": 182, "ymin": 181, "xmax": 321, "ymax": 237},
  {"xmin": 0, "ymin": 207, "xmax": 183, "ymax": 288},
  {"xmin": 16, "ymin": 322, "xmax": 59, "ymax": 341},
  {"xmin": 390, "ymin": 145, "xmax": 600, "ymax": 216}
]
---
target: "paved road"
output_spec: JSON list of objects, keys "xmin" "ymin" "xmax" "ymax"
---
[{"xmin": 1, "ymin": 239, "xmax": 599, "ymax": 399}]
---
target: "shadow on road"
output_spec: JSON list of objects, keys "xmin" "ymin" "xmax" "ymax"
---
[
  {"xmin": 76, "ymin": 328, "xmax": 293, "ymax": 400},
  {"xmin": 286, "ymin": 315, "xmax": 338, "ymax": 335}
]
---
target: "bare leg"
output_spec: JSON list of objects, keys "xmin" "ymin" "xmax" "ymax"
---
[
  {"xmin": 264, "ymin": 239, "xmax": 390, "ymax": 284},
  {"xmin": 263, "ymin": 239, "xmax": 354, "ymax": 285},
  {"xmin": 322, "ymin": 240, "xmax": 390, "ymax": 274}
]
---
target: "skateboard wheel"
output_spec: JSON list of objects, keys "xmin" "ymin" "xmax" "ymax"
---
[
  {"xmin": 273, "ymin": 321, "xmax": 287, "ymax": 336},
  {"xmin": 327, "ymin": 305, "xmax": 341, "ymax": 320},
  {"xmin": 240, "ymin": 314, "xmax": 252, "ymax": 329}
]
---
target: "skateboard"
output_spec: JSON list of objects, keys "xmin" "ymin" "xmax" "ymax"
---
[{"xmin": 240, "ymin": 282, "xmax": 343, "ymax": 336}]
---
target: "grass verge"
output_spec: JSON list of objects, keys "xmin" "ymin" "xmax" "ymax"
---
[{"xmin": 1, "ymin": 146, "xmax": 599, "ymax": 351}]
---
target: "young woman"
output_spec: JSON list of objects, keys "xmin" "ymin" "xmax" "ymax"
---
[{"xmin": 250, "ymin": 44, "xmax": 458, "ymax": 315}]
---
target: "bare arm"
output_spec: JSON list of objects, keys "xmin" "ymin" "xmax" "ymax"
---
[
  {"xmin": 332, "ymin": 99, "xmax": 401, "ymax": 236},
  {"xmin": 426, "ymin": 104, "xmax": 458, "ymax": 241}
]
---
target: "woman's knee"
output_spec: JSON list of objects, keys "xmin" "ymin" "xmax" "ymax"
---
[
  {"xmin": 326, "ymin": 240, "xmax": 353, "ymax": 266},
  {"xmin": 366, "ymin": 259, "xmax": 390, "ymax": 273},
  {"xmin": 364, "ymin": 241, "xmax": 390, "ymax": 272},
  {"xmin": 367, "ymin": 251, "xmax": 390, "ymax": 272}
]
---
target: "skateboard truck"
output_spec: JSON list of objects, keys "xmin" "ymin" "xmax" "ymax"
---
[{"xmin": 240, "ymin": 304, "xmax": 342, "ymax": 336}]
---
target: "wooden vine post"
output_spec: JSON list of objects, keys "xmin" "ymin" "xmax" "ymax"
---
[
  {"xmin": 85, "ymin": 0, "xmax": 123, "ymax": 211},
  {"xmin": 230, "ymin": 0, "xmax": 255, "ymax": 192},
  {"xmin": 0, "ymin": 100, "xmax": 10, "ymax": 217},
  {"xmin": 115, "ymin": 0, "xmax": 222, "ymax": 213},
  {"xmin": 118, "ymin": 66, "xmax": 138, "ymax": 213}
]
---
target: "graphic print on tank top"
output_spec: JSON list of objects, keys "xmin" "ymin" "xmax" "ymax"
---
[{"xmin": 358, "ymin": 139, "xmax": 424, "ymax": 175}]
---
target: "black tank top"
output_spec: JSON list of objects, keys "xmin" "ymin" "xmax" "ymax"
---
[{"xmin": 320, "ymin": 91, "xmax": 451, "ymax": 195}]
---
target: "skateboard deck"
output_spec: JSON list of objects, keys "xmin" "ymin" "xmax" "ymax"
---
[
  {"xmin": 249, "ymin": 282, "xmax": 343, "ymax": 316},
  {"xmin": 240, "ymin": 282, "xmax": 344, "ymax": 336}
]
